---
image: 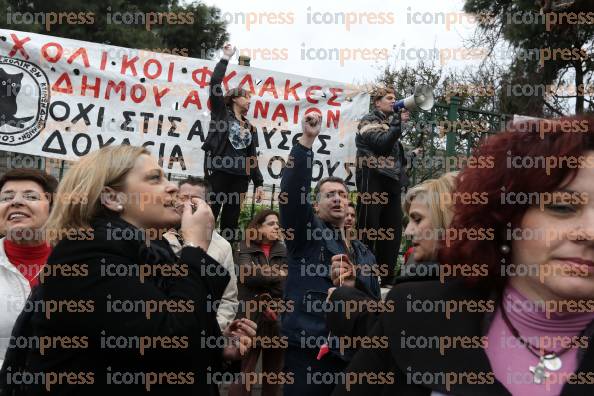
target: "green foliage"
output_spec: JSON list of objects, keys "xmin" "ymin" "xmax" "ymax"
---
[
  {"xmin": 464, "ymin": 0, "xmax": 594, "ymax": 115},
  {"xmin": 236, "ymin": 203, "xmax": 272, "ymax": 231},
  {"xmin": 1, "ymin": 0, "xmax": 228, "ymax": 59},
  {"xmin": 159, "ymin": 3, "xmax": 228, "ymax": 58}
]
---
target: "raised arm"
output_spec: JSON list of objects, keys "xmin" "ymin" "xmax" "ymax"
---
[
  {"xmin": 279, "ymin": 113, "xmax": 322, "ymax": 253},
  {"xmin": 209, "ymin": 43, "xmax": 236, "ymax": 120}
]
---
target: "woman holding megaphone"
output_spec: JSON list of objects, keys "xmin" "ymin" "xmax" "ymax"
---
[{"xmin": 355, "ymin": 87, "xmax": 411, "ymax": 287}]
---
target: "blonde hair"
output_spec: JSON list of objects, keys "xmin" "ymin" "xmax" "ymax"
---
[
  {"xmin": 44, "ymin": 145, "xmax": 150, "ymax": 245},
  {"xmin": 403, "ymin": 171, "xmax": 458, "ymax": 231}
]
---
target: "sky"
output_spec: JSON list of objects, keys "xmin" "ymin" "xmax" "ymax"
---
[{"xmin": 196, "ymin": 0, "xmax": 482, "ymax": 85}]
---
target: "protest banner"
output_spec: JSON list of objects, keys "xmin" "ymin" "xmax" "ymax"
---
[{"xmin": 0, "ymin": 29, "xmax": 370, "ymax": 186}]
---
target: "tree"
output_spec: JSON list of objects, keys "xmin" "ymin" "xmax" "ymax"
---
[
  {"xmin": 0, "ymin": 0, "xmax": 229, "ymax": 179},
  {"xmin": 370, "ymin": 60, "xmax": 508, "ymax": 184},
  {"xmin": 0, "ymin": 0, "xmax": 228, "ymax": 59},
  {"xmin": 159, "ymin": 3, "xmax": 228, "ymax": 58},
  {"xmin": 464, "ymin": 0, "xmax": 594, "ymax": 115}
]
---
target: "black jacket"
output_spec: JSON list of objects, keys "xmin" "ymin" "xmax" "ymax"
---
[
  {"xmin": 202, "ymin": 59, "xmax": 264, "ymax": 187},
  {"xmin": 326, "ymin": 261, "xmax": 440, "ymax": 341},
  {"xmin": 395, "ymin": 260, "xmax": 440, "ymax": 284},
  {"xmin": 326, "ymin": 283, "xmax": 385, "ymax": 342},
  {"xmin": 332, "ymin": 279, "xmax": 594, "ymax": 396},
  {"xmin": 0, "ymin": 216, "xmax": 229, "ymax": 396},
  {"xmin": 355, "ymin": 109, "xmax": 406, "ymax": 182}
]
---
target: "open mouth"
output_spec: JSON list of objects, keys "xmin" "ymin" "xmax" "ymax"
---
[
  {"xmin": 163, "ymin": 201, "xmax": 179, "ymax": 212},
  {"xmin": 170, "ymin": 200, "xmax": 196, "ymax": 213},
  {"xmin": 7, "ymin": 212, "xmax": 30, "ymax": 221}
]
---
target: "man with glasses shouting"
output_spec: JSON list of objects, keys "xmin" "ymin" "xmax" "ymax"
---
[{"xmin": 279, "ymin": 114, "xmax": 380, "ymax": 396}]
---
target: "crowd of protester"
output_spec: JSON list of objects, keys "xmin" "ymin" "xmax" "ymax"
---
[{"xmin": 0, "ymin": 43, "xmax": 591, "ymax": 396}]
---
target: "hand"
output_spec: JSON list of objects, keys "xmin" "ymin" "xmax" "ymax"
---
[
  {"xmin": 330, "ymin": 254, "xmax": 356, "ymax": 288},
  {"xmin": 400, "ymin": 109, "xmax": 410, "ymax": 123},
  {"xmin": 302, "ymin": 113, "xmax": 322, "ymax": 138},
  {"xmin": 299, "ymin": 113, "xmax": 322, "ymax": 148},
  {"xmin": 327, "ymin": 287, "xmax": 337, "ymax": 302},
  {"xmin": 255, "ymin": 186, "xmax": 264, "ymax": 203},
  {"xmin": 411, "ymin": 147, "xmax": 423, "ymax": 157},
  {"xmin": 222, "ymin": 43, "xmax": 236, "ymax": 60},
  {"xmin": 222, "ymin": 318, "xmax": 257, "ymax": 360},
  {"xmin": 180, "ymin": 199, "xmax": 214, "ymax": 251},
  {"xmin": 222, "ymin": 334, "xmax": 252, "ymax": 360},
  {"xmin": 224, "ymin": 318, "xmax": 257, "ymax": 338}
]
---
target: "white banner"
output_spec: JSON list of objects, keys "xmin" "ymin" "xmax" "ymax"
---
[{"xmin": 0, "ymin": 29, "xmax": 370, "ymax": 187}]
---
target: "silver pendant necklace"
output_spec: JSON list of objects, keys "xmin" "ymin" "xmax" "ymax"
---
[
  {"xmin": 542, "ymin": 354, "xmax": 563, "ymax": 371},
  {"xmin": 500, "ymin": 304, "xmax": 574, "ymax": 384},
  {"xmin": 529, "ymin": 354, "xmax": 562, "ymax": 384}
]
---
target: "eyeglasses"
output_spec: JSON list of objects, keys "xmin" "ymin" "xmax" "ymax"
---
[{"xmin": 0, "ymin": 191, "xmax": 48, "ymax": 203}]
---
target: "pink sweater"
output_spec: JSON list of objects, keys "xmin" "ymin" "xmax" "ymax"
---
[{"xmin": 486, "ymin": 286, "xmax": 594, "ymax": 395}]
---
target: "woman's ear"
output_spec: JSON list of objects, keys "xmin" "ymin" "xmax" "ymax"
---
[{"xmin": 101, "ymin": 186, "xmax": 125, "ymax": 213}]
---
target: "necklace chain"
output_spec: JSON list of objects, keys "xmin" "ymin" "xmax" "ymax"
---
[{"xmin": 499, "ymin": 302, "xmax": 577, "ymax": 359}]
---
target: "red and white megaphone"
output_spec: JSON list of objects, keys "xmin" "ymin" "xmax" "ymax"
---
[{"xmin": 394, "ymin": 84, "xmax": 435, "ymax": 112}]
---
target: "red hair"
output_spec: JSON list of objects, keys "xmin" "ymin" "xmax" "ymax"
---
[{"xmin": 439, "ymin": 117, "xmax": 594, "ymax": 288}]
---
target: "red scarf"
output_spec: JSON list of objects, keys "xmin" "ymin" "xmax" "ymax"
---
[
  {"xmin": 261, "ymin": 242, "xmax": 272, "ymax": 258},
  {"xmin": 4, "ymin": 239, "xmax": 51, "ymax": 287}
]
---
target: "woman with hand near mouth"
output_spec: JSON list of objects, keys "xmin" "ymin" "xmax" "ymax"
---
[
  {"xmin": 0, "ymin": 146, "xmax": 251, "ymax": 396},
  {"xmin": 0, "ymin": 169, "xmax": 57, "ymax": 365}
]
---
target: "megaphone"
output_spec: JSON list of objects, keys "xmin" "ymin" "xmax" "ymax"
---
[{"xmin": 394, "ymin": 84, "xmax": 434, "ymax": 112}]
